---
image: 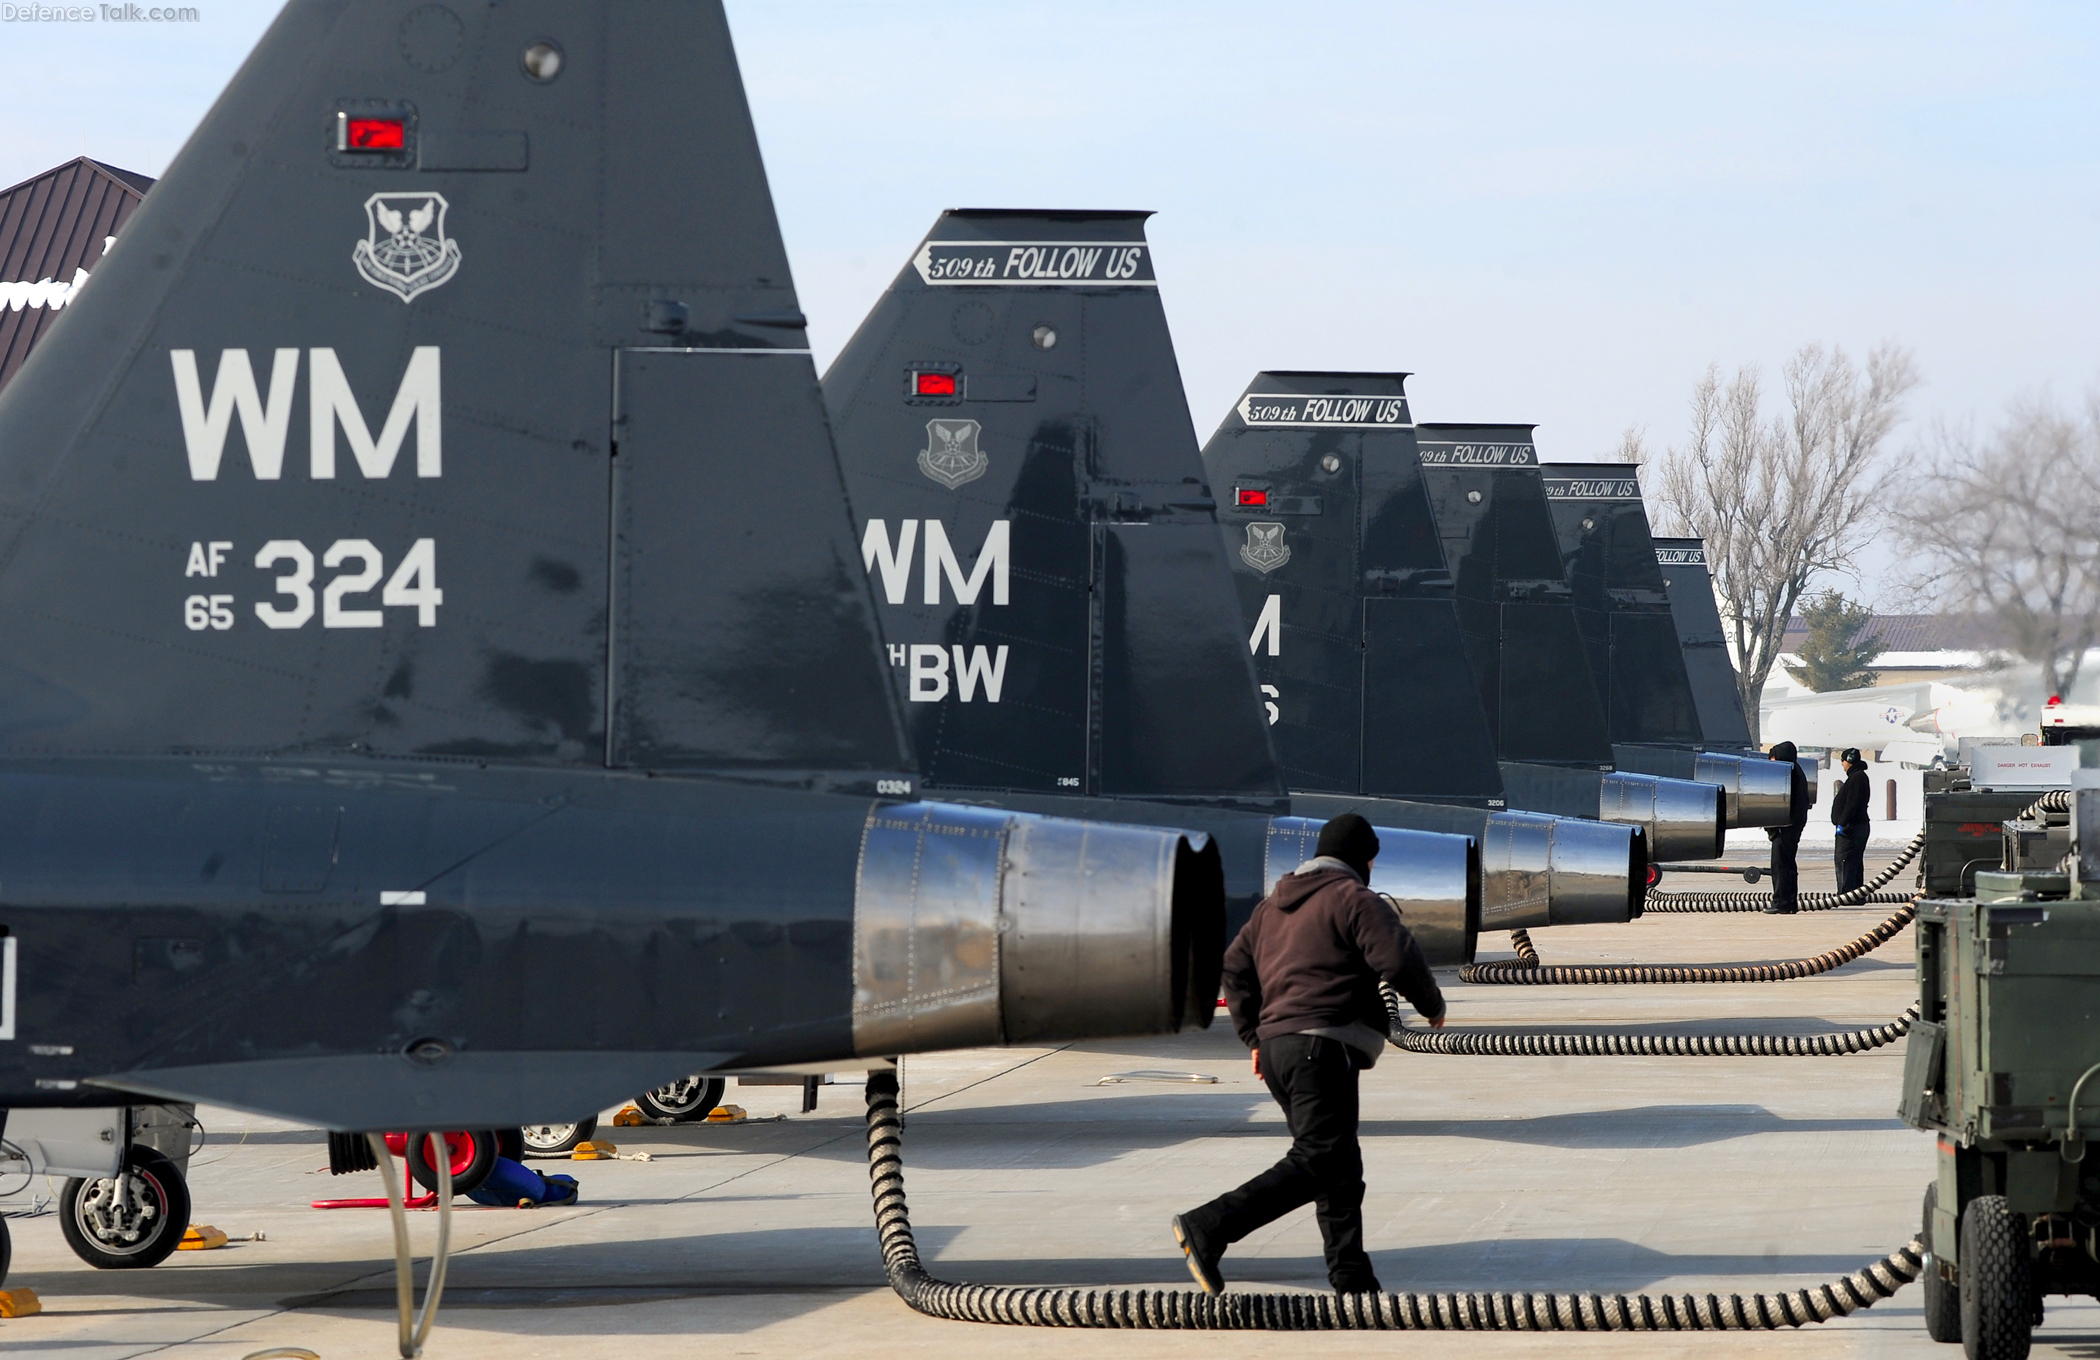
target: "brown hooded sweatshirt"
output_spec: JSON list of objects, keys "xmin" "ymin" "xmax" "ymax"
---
[{"xmin": 1220, "ymin": 858, "xmax": 1447, "ymax": 1054}]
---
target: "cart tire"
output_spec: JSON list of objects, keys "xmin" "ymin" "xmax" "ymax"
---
[
  {"xmin": 635, "ymin": 1076, "xmax": 726, "ymax": 1123},
  {"xmin": 1959, "ymin": 1194, "xmax": 2033, "ymax": 1360},
  {"xmin": 519, "ymin": 1118, "xmax": 598, "ymax": 1156},
  {"xmin": 404, "ymin": 1129, "xmax": 498, "ymax": 1196},
  {"xmin": 1923, "ymin": 1182, "xmax": 1960, "ymax": 1342},
  {"xmin": 59, "ymin": 1146, "xmax": 190, "ymax": 1269}
]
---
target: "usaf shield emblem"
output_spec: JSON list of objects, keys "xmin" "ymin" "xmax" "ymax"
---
[
  {"xmin": 918, "ymin": 418, "xmax": 988, "ymax": 489},
  {"xmin": 1240, "ymin": 522, "xmax": 1291, "ymax": 573},
  {"xmin": 352, "ymin": 192, "xmax": 462, "ymax": 302}
]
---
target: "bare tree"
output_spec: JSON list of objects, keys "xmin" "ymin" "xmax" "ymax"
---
[
  {"xmin": 1896, "ymin": 394, "xmax": 2100, "ymax": 700},
  {"xmin": 1652, "ymin": 342, "xmax": 1920, "ymax": 744},
  {"xmin": 1609, "ymin": 425, "xmax": 1648, "ymax": 464}
]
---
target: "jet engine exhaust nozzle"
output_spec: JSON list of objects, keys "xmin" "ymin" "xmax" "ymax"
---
[
  {"xmin": 1599, "ymin": 772, "xmax": 1727, "ymax": 860},
  {"xmin": 1264, "ymin": 817, "xmax": 1479, "ymax": 967},
  {"xmin": 1479, "ymin": 811, "xmax": 1645, "ymax": 930},
  {"xmin": 850, "ymin": 803, "xmax": 1224, "ymax": 1058},
  {"xmin": 1694, "ymin": 752, "xmax": 1793, "ymax": 829}
]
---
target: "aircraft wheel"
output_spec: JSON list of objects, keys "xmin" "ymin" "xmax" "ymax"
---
[
  {"xmin": 635, "ymin": 1076, "xmax": 725, "ymax": 1123},
  {"xmin": 1, "ymin": 1212, "xmax": 11, "ymax": 1285},
  {"xmin": 494, "ymin": 1128, "xmax": 525, "ymax": 1162},
  {"xmin": 519, "ymin": 1118, "xmax": 597, "ymax": 1156},
  {"xmin": 59, "ymin": 1146, "xmax": 190, "ymax": 1269},
  {"xmin": 1959, "ymin": 1194, "xmax": 2033, "ymax": 1360},
  {"xmin": 403, "ymin": 1129, "xmax": 499, "ymax": 1196},
  {"xmin": 1923, "ymin": 1182, "xmax": 1961, "ymax": 1342}
]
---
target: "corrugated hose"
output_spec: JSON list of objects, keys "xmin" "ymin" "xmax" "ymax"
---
[
  {"xmin": 1460, "ymin": 898, "xmax": 1922, "ymax": 985},
  {"xmin": 862, "ymin": 1073, "xmax": 1923, "ymax": 1329}
]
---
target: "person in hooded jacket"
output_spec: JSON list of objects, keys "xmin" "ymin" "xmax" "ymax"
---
[
  {"xmin": 1829, "ymin": 747, "xmax": 1872, "ymax": 894},
  {"xmin": 1171, "ymin": 813, "xmax": 1446, "ymax": 1297},
  {"xmin": 1764, "ymin": 741, "xmax": 1815, "ymax": 914}
]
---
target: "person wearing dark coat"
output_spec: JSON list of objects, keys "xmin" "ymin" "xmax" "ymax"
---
[
  {"xmin": 1830, "ymin": 747, "xmax": 1872, "ymax": 894},
  {"xmin": 1173, "ymin": 813, "xmax": 1447, "ymax": 1297},
  {"xmin": 1763, "ymin": 740, "xmax": 1815, "ymax": 914}
]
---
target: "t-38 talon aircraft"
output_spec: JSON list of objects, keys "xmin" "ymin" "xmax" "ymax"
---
[
  {"xmin": 1531, "ymin": 458, "xmax": 1790, "ymax": 809},
  {"xmin": 1198, "ymin": 376, "xmax": 1718, "ymax": 928},
  {"xmin": 821, "ymin": 215, "xmax": 1642, "ymax": 948},
  {"xmin": 1409, "ymin": 424, "xmax": 1785, "ymax": 835},
  {"xmin": 0, "ymin": 0, "xmax": 1225, "ymax": 1271}
]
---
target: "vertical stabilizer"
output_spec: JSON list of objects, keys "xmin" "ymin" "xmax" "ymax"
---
[
  {"xmin": 1654, "ymin": 537, "xmax": 1755, "ymax": 749},
  {"xmin": 1415, "ymin": 423, "xmax": 1615, "ymax": 767},
  {"xmin": 822, "ymin": 211, "xmax": 1278, "ymax": 803},
  {"xmin": 1536, "ymin": 463, "xmax": 1704, "ymax": 749},
  {"xmin": 1201, "ymin": 374, "xmax": 1504, "ymax": 804},
  {"xmin": 0, "ymin": 0, "xmax": 906, "ymax": 778}
]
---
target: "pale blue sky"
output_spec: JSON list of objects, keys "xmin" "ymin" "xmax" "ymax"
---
[{"xmin": 6, "ymin": 2, "xmax": 2096, "ymax": 602}]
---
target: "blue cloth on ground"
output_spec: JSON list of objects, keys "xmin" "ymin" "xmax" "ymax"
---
[{"xmin": 465, "ymin": 1156, "xmax": 581, "ymax": 1207}]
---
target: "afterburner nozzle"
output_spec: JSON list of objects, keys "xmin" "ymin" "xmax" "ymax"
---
[
  {"xmin": 1694, "ymin": 752, "xmax": 1793, "ymax": 828},
  {"xmin": 1264, "ymin": 817, "xmax": 1479, "ymax": 966},
  {"xmin": 850, "ymin": 803, "xmax": 1224, "ymax": 1057},
  {"xmin": 1599, "ymin": 771, "xmax": 1727, "ymax": 860},
  {"xmin": 1478, "ymin": 811, "xmax": 1646, "ymax": 930}
]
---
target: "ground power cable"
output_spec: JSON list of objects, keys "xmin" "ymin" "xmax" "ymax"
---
[
  {"xmin": 860, "ymin": 1072, "xmax": 1923, "ymax": 1330},
  {"xmin": 1381, "ymin": 986, "xmax": 1919, "ymax": 1057},
  {"xmin": 1644, "ymin": 826, "xmax": 1925, "ymax": 913},
  {"xmin": 1459, "ymin": 898, "xmax": 1922, "ymax": 985}
]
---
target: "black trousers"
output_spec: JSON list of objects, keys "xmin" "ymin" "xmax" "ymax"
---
[
  {"xmin": 1833, "ymin": 827, "xmax": 1867, "ymax": 894},
  {"xmin": 1185, "ymin": 1033, "xmax": 1375, "ymax": 1291},
  {"xmin": 1769, "ymin": 826, "xmax": 1803, "ymax": 910}
]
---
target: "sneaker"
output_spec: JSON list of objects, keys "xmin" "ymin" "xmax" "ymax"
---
[{"xmin": 1171, "ymin": 1214, "xmax": 1225, "ymax": 1295}]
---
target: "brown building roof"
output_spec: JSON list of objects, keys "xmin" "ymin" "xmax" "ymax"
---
[
  {"xmin": 1778, "ymin": 613, "xmax": 2008, "ymax": 655},
  {"xmin": 0, "ymin": 157, "xmax": 154, "ymax": 395}
]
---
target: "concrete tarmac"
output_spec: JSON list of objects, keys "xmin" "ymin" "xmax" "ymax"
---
[{"xmin": 7, "ymin": 849, "xmax": 2095, "ymax": 1359}]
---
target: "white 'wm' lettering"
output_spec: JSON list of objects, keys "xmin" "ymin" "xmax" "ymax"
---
[
  {"xmin": 170, "ymin": 347, "xmax": 442, "ymax": 480},
  {"xmin": 860, "ymin": 519, "xmax": 1010, "ymax": 606}
]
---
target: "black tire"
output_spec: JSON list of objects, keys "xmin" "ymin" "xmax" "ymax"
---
[
  {"xmin": 59, "ymin": 1146, "xmax": 190, "ymax": 1269},
  {"xmin": 635, "ymin": 1076, "xmax": 726, "ymax": 1123},
  {"xmin": 0, "ymin": 1212, "xmax": 11, "ymax": 1287},
  {"xmin": 518, "ymin": 1117, "xmax": 597, "ymax": 1156},
  {"xmin": 1924, "ymin": 1182, "xmax": 1961, "ymax": 1342},
  {"xmin": 403, "ymin": 1129, "xmax": 498, "ymax": 1196},
  {"xmin": 1959, "ymin": 1194, "xmax": 2033, "ymax": 1360},
  {"xmin": 494, "ymin": 1128, "xmax": 525, "ymax": 1162}
]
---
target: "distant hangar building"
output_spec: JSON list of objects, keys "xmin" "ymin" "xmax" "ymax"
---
[{"xmin": 0, "ymin": 157, "xmax": 154, "ymax": 394}]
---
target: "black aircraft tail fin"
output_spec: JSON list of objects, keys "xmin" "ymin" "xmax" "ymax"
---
[
  {"xmin": 0, "ymin": 1, "xmax": 909, "ymax": 779},
  {"xmin": 1537, "ymin": 463, "xmax": 1704, "ymax": 748},
  {"xmin": 821, "ymin": 211, "xmax": 1281, "ymax": 803},
  {"xmin": 1653, "ymin": 538, "xmax": 1755, "ymax": 748},
  {"xmin": 1200, "ymin": 374, "xmax": 1505, "ymax": 804},
  {"xmin": 1415, "ymin": 423, "xmax": 1615, "ymax": 767}
]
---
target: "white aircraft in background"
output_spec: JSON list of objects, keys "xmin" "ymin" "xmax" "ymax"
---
[{"xmin": 1762, "ymin": 655, "xmax": 2100, "ymax": 764}]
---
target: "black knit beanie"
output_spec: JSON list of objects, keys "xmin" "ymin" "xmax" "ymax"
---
[{"xmin": 1315, "ymin": 813, "xmax": 1380, "ymax": 882}]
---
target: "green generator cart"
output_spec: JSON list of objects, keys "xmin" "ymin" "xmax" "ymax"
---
[{"xmin": 1902, "ymin": 854, "xmax": 2100, "ymax": 1360}]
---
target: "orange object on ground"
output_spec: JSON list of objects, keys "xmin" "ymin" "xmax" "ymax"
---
[
  {"xmin": 178, "ymin": 1224, "xmax": 230, "ymax": 1250},
  {"xmin": 0, "ymin": 1288, "xmax": 41, "ymax": 1318}
]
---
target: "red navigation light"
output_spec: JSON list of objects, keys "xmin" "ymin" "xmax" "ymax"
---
[
  {"xmin": 2049, "ymin": 694, "xmax": 2064, "ymax": 706},
  {"xmin": 914, "ymin": 371, "xmax": 958, "ymax": 397},
  {"xmin": 347, "ymin": 118, "xmax": 406, "ymax": 150},
  {"xmin": 1235, "ymin": 487, "xmax": 1268, "ymax": 507}
]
